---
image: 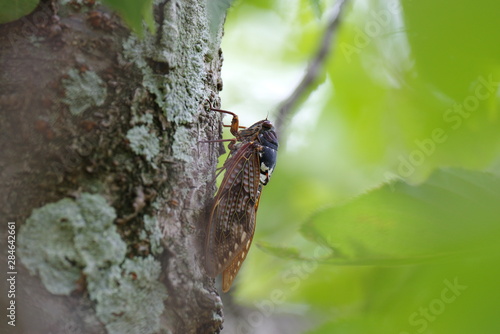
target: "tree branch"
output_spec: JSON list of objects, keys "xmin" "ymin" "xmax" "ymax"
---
[{"xmin": 275, "ymin": 0, "xmax": 349, "ymax": 134}]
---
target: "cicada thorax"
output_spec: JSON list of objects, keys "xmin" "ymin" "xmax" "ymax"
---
[{"xmin": 204, "ymin": 109, "xmax": 278, "ymax": 292}]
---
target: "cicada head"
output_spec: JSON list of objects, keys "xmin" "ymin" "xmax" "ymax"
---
[
  {"xmin": 257, "ymin": 120, "xmax": 278, "ymax": 150},
  {"xmin": 239, "ymin": 120, "xmax": 277, "ymax": 145}
]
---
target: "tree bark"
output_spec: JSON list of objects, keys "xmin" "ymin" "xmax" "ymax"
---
[{"xmin": 0, "ymin": 0, "xmax": 224, "ymax": 333}]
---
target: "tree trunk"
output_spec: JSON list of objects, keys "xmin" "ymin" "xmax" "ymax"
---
[{"xmin": 0, "ymin": 0, "xmax": 225, "ymax": 333}]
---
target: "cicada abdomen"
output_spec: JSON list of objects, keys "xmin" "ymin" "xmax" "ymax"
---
[{"xmin": 205, "ymin": 108, "xmax": 278, "ymax": 292}]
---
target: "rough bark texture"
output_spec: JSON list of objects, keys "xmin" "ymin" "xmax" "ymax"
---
[{"xmin": 0, "ymin": 0, "xmax": 224, "ymax": 333}]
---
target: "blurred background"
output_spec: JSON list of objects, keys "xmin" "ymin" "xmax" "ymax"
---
[{"xmin": 217, "ymin": 0, "xmax": 500, "ymax": 333}]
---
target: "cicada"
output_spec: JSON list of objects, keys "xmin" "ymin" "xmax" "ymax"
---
[{"xmin": 204, "ymin": 108, "xmax": 278, "ymax": 292}]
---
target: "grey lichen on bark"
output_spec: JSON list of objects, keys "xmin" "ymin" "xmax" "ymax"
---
[
  {"xmin": 1, "ymin": 0, "xmax": 226, "ymax": 333},
  {"xmin": 19, "ymin": 193, "xmax": 168, "ymax": 334},
  {"xmin": 124, "ymin": 0, "xmax": 226, "ymax": 332}
]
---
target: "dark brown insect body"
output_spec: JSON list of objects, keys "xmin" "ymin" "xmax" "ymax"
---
[{"xmin": 205, "ymin": 109, "xmax": 278, "ymax": 292}]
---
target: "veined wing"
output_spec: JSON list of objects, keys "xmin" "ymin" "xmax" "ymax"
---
[{"xmin": 204, "ymin": 142, "xmax": 261, "ymax": 289}]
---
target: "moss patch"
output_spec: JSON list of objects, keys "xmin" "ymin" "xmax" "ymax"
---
[
  {"xmin": 19, "ymin": 194, "xmax": 122, "ymax": 294},
  {"xmin": 62, "ymin": 69, "xmax": 107, "ymax": 115},
  {"xmin": 88, "ymin": 256, "xmax": 167, "ymax": 334},
  {"xmin": 143, "ymin": 215, "xmax": 163, "ymax": 255},
  {"xmin": 19, "ymin": 193, "xmax": 167, "ymax": 334},
  {"xmin": 19, "ymin": 198, "xmax": 85, "ymax": 294},
  {"xmin": 126, "ymin": 125, "xmax": 160, "ymax": 163},
  {"xmin": 121, "ymin": 2, "xmax": 208, "ymax": 119}
]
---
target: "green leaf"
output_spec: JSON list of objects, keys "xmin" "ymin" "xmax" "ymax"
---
[
  {"xmin": 301, "ymin": 168, "xmax": 500, "ymax": 265},
  {"xmin": 102, "ymin": 0, "xmax": 155, "ymax": 36},
  {"xmin": 256, "ymin": 241, "xmax": 303, "ymax": 260},
  {"xmin": 289, "ymin": 169, "xmax": 500, "ymax": 334},
  {"xmin": 0, "ymin": 0, "xmax": 39, "ymax": 23},
  {"xmin": 401, "ymin": 0, "xmax": 500, "ymax": 99}
]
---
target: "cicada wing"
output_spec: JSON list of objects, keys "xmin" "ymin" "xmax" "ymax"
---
[
  {"xmin": 204, "ymin": 143, "xmax": 261, "ymax": 284},
  {"xmin": 222, "ymin": 184, "xmax": 264, "ymax": 292},
  {"xmin": 222, "ymin": 251, "xmax": 252, "ymax": 293},
  {"xmin": 221, "ymin": 201, "xmax": 257, "ymax": 292}
]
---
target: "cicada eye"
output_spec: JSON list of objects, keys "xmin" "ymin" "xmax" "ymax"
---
[{"xmin": 262, "ymin": 120, "xmax": 273, "ymax": 129}]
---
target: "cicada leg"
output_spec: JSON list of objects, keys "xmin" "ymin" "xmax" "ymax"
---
[{"xmin": 211, "ymin": 108, "xmax": 246, "ymax": 136}]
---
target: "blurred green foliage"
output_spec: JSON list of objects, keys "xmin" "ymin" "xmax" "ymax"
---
[
  {"xmin": 103, "ymin": 0, "xmax": 155, "ymax": 36},
  {"xmin": 0, "ymin": 0, "xmax": 38, "ymax": 23},
  {"xmin": 0, "ymin": 0, "xmax": 155, "ymax": 34},
  {"xmin": 221, "ymin": 0, "xmax": 500, "ymax": 333}
]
